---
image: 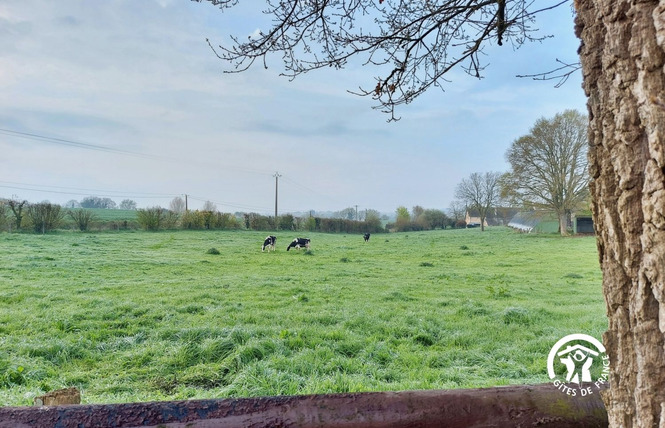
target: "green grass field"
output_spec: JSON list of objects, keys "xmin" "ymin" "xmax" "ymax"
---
[
  {"xmin": 0, "ymin": 227, "xmax": 605, "ymax": 405},
  {"xmin": 84, "ymin": 208, "xmax": 137, "ymax": 222}
]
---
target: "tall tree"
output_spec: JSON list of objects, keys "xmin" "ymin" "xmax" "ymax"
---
[
  {"xmin": 576, "ymin": 1, "xmax": 665, "ymax": 425},
  {"xmin": 197, "ymin": 0, "xmax": 665, "ymax": 424},
  {"xmin": 202, "ymin": 200, "xmax": 217, "ymax": 212},
  {"xmin": 169, "ymin": 196, "xmax": 186, "ymax": 214},
  {"xmin": 7, "ymin": 199, "xmax": 27, "ymax": 230},
  {"xmin": 447, "ymin": 200, "xmax": 466, "ymax": 227},
  {"xmin": 395, "ymin": 206, "xmax": 410, "ymax": 223},
  {"xmin": 411, "ymin": 205, "xmax": 425, "ymax": 220},
  {"xmin": 455, "ymin": 172, "xmax": 501, "ymax": 231},
  {"xmin": 502, "ymin": 110, "xmax": 589, "ymax": 236},
  {"xmin": 336, "ymin": 207, "xmax": 356, "ymax": 220},
  {"xmin": 119, "ymin": 199, "xmax": 138, "ymax": 210}
]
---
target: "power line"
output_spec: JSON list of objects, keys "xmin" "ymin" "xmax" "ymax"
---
[
  {"xmin": 0, "ymin": 182, "xmax": 273, "ymax": 212},
  {"xmin": 1, "ymin": 127, "xmax": 355, "ymax": 212},
  {"xmin": 0, "ymin": 183, "xmax": 178, "ymax": 200},
  {"xmin": 0, "ymin": 180, "xmax": 175, "ymax": 198},
  {"xmin": 0, "ymin": 128, "xmax": 167, "ymax": 160},
  {"xmin": 0, "ymin": 127, "xmax": 274, "ymax": 177}
]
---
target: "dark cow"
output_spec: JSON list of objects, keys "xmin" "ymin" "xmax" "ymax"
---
[
  {"xmin": 363, "ymin": 233, "xmax": 371, "ymax": 242},
  {"xmin": 287, "ymin": 237, "xmax": 310, "ymax": 251},
  {"xmin": 262, "ymin": 235, "xmax": 276, "ymax": 252}
]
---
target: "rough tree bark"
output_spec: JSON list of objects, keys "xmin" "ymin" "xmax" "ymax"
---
[{"xmin": 575, "ymin": 0, "xmax": 665, "ymax": 426}]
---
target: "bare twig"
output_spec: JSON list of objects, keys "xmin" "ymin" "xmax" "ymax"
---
[
  {"xmin": 516, "ymin": 58, "xmax": 581, "ymax": 88},
  {"xmin": 194, "ymin": 0, "xmax": 571, "ymax": 120}
]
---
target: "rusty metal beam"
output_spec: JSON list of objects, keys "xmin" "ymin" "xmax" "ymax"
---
[{"xmin": 0, "ymin": 383, "xmax": 608, "ymax": 428}]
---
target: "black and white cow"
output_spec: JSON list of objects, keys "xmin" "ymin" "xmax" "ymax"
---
[
  {"xmin": 287, "ymin": 237, "xmax": 310, "ymax": 251},
  {"xmin": 363, "ymin": 233, "xmax": 371, "ymax": 242},
  {"xmin": 262, "ymin": 235, "xmax": 276, "ymax": 252}
]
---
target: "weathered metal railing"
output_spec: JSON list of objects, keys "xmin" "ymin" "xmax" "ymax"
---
[{"xmin": 0, "ymin": 383, "xmax": 608, "ymax": 428}]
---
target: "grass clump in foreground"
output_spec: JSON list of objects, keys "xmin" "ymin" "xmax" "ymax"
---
[{"xmin": 0, "ymin": 227, "xmax": 604, "ymax": 405}]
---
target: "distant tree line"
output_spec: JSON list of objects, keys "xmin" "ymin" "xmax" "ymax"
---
[
  {"xmin": 387, "ymin": 206, "xmax": 458, "ymax": 232},
  {"xmin": 0, "ymin": 197, "xmax": 462, "ymax": 235},
  {"xmin": 136, "ymin": 208, "xmax": 385, "ymax": 233},
  {"xmin": 65, "ymin": 197, "xmax": 137, "ymax": 210}
]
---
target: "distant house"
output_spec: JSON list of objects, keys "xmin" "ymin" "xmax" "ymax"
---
[
  {"xmin": 465, "ymin": 210, "xmax": 485, "ymax": 228},
  {"xmin": 465, "ymin": 208, "xmax": 520, "ymax": 228}
]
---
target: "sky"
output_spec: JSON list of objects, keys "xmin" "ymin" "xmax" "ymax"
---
[{"xmin": 0, "ymin": 0, "xmax": 587, "ymax": 215}]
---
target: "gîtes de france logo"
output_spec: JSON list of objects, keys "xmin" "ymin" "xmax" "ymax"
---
[{"xmin": 547, "ymin": 333, "xmax": 610, "ymax": 397}]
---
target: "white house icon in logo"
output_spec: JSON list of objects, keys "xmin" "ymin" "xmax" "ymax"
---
[
  {"xmin": 557, "ymin": 344, "xmax": 599, "ymax": 384},
  {"xmin": 547, "ymin": 333, "xmax": 610, "ymax": 397}
]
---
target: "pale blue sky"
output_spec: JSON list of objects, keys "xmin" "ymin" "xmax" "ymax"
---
[{"xmin": 0, "ymin": 1, "xmax": 586, "ymax": 214}]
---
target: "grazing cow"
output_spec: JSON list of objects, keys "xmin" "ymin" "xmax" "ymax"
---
[
  {"xmin": 262, "ymin": 235, "xmax": 276, "ymax": 252},
  {"xmin": 287, "ymin": 237, "xmax": 310, "ymax": 251},
  {"xmin": 363, "ymin": 233, "xmax": 371, "ymax": 242}
]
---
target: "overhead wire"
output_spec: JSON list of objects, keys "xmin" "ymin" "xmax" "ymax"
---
[
  {"xmin": 1, "ymin": 127, "xmax": 356, "ymax": 213},
  {"xmin": 0, "ymin": 127, "xmax": 274, "ymax": 176}
]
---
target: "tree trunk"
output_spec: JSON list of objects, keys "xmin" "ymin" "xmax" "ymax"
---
[
  {"xmin": 559, "ymin": 211, "xmax": 569, "ymax": 236},
  {"xmin": 575, "ymin": 0, "xmax": 665, "ymax": 426}
]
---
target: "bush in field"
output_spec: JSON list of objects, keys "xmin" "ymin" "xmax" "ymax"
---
[
  {"xmin": 181, "ymin": 210, "xmax": 240, "ymax": 230},
  {"xmin": 201, "ymin": 211, "xmax": 216, "ymax": 229},
  {"xmin": 278, "ymin": 214, "xmax": 295, "ymax": 230},
  {"xmin": 137, "ymin": 206, "xmax": 167, "ymax": 231},
  {"xmin": 181, "ymin": 211, "xmax": 205, "ymax": 229},
  {"xmin": 162, "ymin": 211, "xmax": 180, "ymax": 230},
  {"xmin": 26, "ymin": 202, "xmax": 64, "ymax": 233},
  {"xmin": 304, "ymin": 216, "xmax": 317, "ymax": 232},
  {"xmin": 245, "ymin": 213, "xmax": 274, "ymax": 231},
  {"xmin": 0, "ymin": 201, "xmax": 7, "ymax": 231},
  {"xmin": 68, "ymin": 209, "xmax": 97, "ymax": 231},
  {"xmin": 214, "ymin": 212, "xmax": 240, "ymax": 229}
]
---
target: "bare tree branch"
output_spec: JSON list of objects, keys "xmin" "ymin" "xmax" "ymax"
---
[
  {"xmin": 516, "ymin": 58, "xmax": 581, "ymax": 88},
  {"xmin": 194, "ymin": 0, "xmax": 571, "ymax": 121}
]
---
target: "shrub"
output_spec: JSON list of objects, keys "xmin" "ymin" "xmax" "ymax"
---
[
  {"xmin": 136, "ymin": 207, "xmax": 167, "ymax": 231},
  {"xmin": 68, "ymin": 209, "xmax": 96, "ymax": 232},
  {"xmin": 278, "ymin": 214, "xmax": 295, "ymax": 230},
  {"xmin": 0, "ymin": 202, "xmax": 7, "ymax": 231},
  {"xmin": 181, "ymin": 211, "xmax": 205, "ymax": 229},
  {"xmin": 26, "ymin": 202, "xmax": 64, "ymax": 233}
]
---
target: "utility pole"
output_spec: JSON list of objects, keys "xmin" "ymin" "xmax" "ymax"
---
[
  {"xmin": 355, "ymin": 205, "xmax": 358, "ymax": 221},
  {"xmin": 273, "ymin": 172, "xmax": 282, "ymax": 220},
  {"xmin": 184, "ymin": 194, "xmax": 189, "ymax": 213}
]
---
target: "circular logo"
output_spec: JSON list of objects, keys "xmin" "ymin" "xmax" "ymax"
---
[{"xmin": 547, "ymin": 333, "xmax": 610, "ymax": 397}]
